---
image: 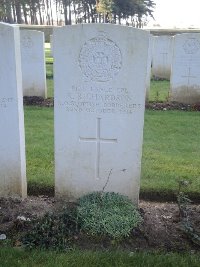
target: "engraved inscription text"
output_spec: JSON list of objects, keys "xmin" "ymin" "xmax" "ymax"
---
[{"xmin": 57, "ymin": 85, "xmax": 141, "ymax": 115}]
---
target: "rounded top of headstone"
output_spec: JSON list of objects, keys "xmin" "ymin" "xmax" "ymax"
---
[{"xmin": 79, "ymin": 32, "xmax": 122, "ymax": 82}]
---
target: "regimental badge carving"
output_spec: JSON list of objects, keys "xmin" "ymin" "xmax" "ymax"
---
[
  {"xmin": 79, "ymin": 33, "xmax": 122, "ymax": 82},
  {"xmin": 183, "ymin": 38, "xmax": 200, "ymax": 54},
  {"xmin": 22, "ymin": 36, "xmax": 33, "ymax": 49}
]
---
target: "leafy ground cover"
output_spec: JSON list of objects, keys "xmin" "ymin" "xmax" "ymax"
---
[{"xmin": 0, "ymin": 196, "xmax": 199, "ymax": 254}]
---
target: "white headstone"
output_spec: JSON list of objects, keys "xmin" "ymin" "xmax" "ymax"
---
[
  {"xmin": 20, "ymin": 30, "xmax": 47, "ymax": 98},
  {"xmin": 146, "ymin": 34, "xmax": 153, "ymax": 100},
  {"xmin": 54, "ymin": 24, "xmax": 149, "ymax": 204},
  {"xmin": 152, "ymin": 36, "xmax": 173, "ymax": 80},
  {"xmin": 0, "ymin": 23, "xmax": 26, "ymax": 198},
  {"xmin": 170, "ymin": 33, "xmax": 200, "ymax": 103},
  {"xmin": 50, "ymin": 34, "xmax": 53, "ymax": 57}
]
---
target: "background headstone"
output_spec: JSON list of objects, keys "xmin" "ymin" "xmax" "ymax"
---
[
  {"xmin": 20, "ymin": 30, "xmax": 47, "ymax": 98},
  {"xmin": 170, "ymin": 33, "xmax": 200, "ymax": 103},
  {"xmin": 0, "ymin": 23, "xmax": 27, "ymax": 198},
  {"xmin": 152, "ymin": 35, "xmax": 173, "ymax": 80},
  {"xmin": 145, "ymin": 34, "xmax": 153, "ymax": 100},
  {"xmin": 50, "ymin": 34, "xmax": 53, "ymax": 57},
  {"xmin": 54, "ymin": 24, "xmax": 149, "ymax": 204}
]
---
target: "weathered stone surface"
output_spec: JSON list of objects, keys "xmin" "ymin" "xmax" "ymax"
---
[
  {"xmin": 50, "ymin": 34, "xmax": 53, "ymax": 57},
  {"xmin": 54, "ymin": 24, "xmax": 149, "ymax": 204},
  {"xmin": 170, "ymin": 33, "xmax": 200, "ymax": 104},
  {"xmin": 0, "ymin": 23, "xmax": 26, "ymax": 198},
  {"xmin": 20, "ymin": 30, "xmax": 47, "ymax": 98},
  {"xmin": 146, "ymin": 34, "xmax": 153, "ymax": 100}
]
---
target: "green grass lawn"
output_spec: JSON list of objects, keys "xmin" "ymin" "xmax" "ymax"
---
[
  {"xmin": 45, "ymin": 47, "xmax": 54, "ymax": 98},
  {"xmin": 25, "ymin": 106, "xmax": 54, "ymax": 195},
  {"xmin": 149, "ymin": 79, "xmax": 170, "ymax": 102},
  {"xmin": 141, "ymin": 110, "xmax": 200, "ymax": 200},
  {"xmin": 0, "ymin": 247, "xmax": 200, "ymax": 267},
  {"xmin": 24, "ymin": 106, "xmax": 200, "ymax": 200},
  {"xmin": 46, "ymin": 78, "xmax": 54, "ymax": 98}
]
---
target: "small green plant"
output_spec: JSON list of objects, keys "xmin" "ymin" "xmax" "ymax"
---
[
  {"xmin": 177, "ymin": 180, "xmax": 192, "ymax": 218},
  {"xmin": 177, "ymin": 180, "xmax": 200, "ymax": 247},
  {"xmin": 155, "ymin": 91, "xmax": 159, "ymax": 102},
  {"xmin": 77, "ymin": 192, "xmax": 142, "ymax": 239},
  {"xmin": 22, "ymin": 207, "xmax": 79, "ymax": 251}
]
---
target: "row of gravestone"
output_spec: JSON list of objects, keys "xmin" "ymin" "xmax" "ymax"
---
[
  {"xmin": 149, "ymin": 34, "xmax": 200, "ymax": 104},
  {"xmin": 17, "ymin": 26, "xmax": 200, "ymax": 105},
  {"xmin": 0, "ymin": 27, "xmax": 47, "ymax": 99},
  {"xmin": 1, "ymin": 22, "xmax": 200, "ymax": 205},
  {"xmin": 0, "ymin": 22, "xmax": 150, "ymax": 205},
  {"xmin": 51, "ymin": 32, "xmax": 200, "ymax": 104}
]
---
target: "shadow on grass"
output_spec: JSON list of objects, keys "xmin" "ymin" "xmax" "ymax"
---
[
  {"xmin": 27, "ymin": 182, "xmax": 200, "ymax": 203},
  {"xmin": 28, "ymin": 182, "xmax": 54, "ymax": 197},
  {"xmin": 140, "ymin": 189, "xmax": 200, "ymax": 203}
]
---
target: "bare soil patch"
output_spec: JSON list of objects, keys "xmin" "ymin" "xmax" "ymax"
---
[{"xmin": 0, "ymin": 197, "xmax": 199, "ymax": 252}]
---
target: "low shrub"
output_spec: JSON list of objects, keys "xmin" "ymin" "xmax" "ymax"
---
[
  {"xmin": 22, "ymin": 208, "xmax": 79, "ymax": 251},
  {"xmin": 77, "ymin": 192, "xmax": 143, "ymax": 239}
]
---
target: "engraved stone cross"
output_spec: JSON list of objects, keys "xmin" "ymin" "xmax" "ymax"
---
[
  {"xmin": 181, "ymin": 67, "xmax": 196, "ymax": 90},
  {"xmin": 79, "ymin": 118, "xmax": 117, "ymax": 179},
  {"xmin": 160, "ymin": 51, "xmax": 168, "ymax": 63}
]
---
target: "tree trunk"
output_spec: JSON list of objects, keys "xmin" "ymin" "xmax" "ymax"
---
[
  {"xmin": 73, "ymin": 3, "xmax": 77, "ymax": 24},
  {"xmin": 15, "ymin": 0, "xmax": 22, "ymax": 24},
  {"xmin": 12, "ymin": 1, "xmax": 16, "ymax": 23},
  {"xmin": 22, "ymin": 3, "xmax": 28, "ymax": 24},
  {"xmin": 38, "ymin": 1, "xmax": 44, "ymax": 25},
  {"xmin": 68, "ymin": 0, "xmax": 72, "ymax": 25},
  {"xmin": 49, "ymin": 0, "xmax": 54, "ymax": 25},
  {"xmin": 5, "ymin": 0, "xmax": 13, "ymax": 23},
  {"xmin": 63, "ymin": 2, "xmax": 68, "ymax": 25}
]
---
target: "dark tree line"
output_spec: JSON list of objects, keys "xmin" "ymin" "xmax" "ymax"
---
[{"xmin": 0, "ymin": 0, "xmax": 155, "ymax": 28}]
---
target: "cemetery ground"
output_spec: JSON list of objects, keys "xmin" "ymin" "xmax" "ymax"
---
[{"xmin": 1, "ymin": 47, "xmax": 200, "ymax": 266}]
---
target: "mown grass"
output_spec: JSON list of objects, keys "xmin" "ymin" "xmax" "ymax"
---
[
  {"xmin": 24, "ymin": 106, "xmax": 200, "ymax": 200},
  {"xmin": 149, "ymin": 79, "xmax": 170, "ymax": 102},
  {"xmin": 45, "ymin": 47, "xmax": 54, "ymax": 98},
  {"xmin": 46, "ymin": 78, "xmax": 54, "ymax": 98},
  {"xmin": 141, "ymin": 110, "xmax": 200, "ymax": 200},
  {"xmin": 24, "ymin": 106, "xmax": 54, "ymax": 195},
  {"xmin": 0, "ymin": 247, "xmax": 200, "ymax": 267}
]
